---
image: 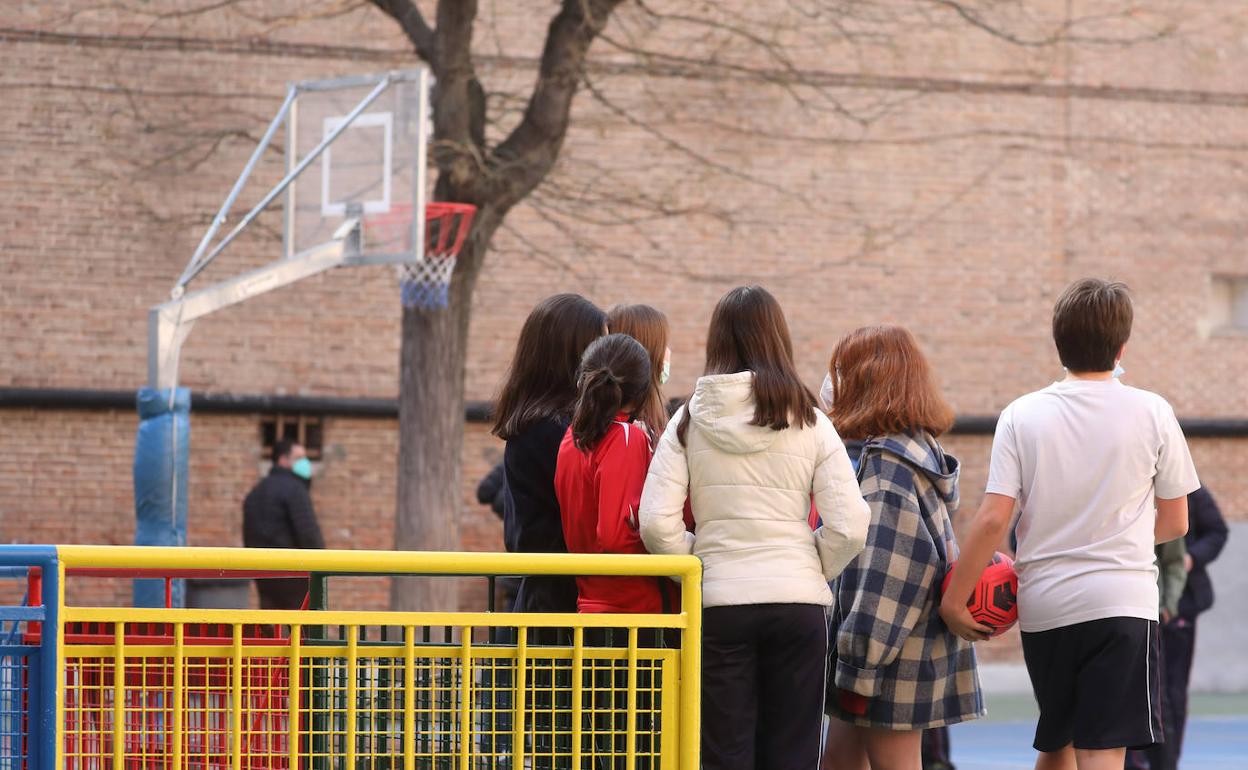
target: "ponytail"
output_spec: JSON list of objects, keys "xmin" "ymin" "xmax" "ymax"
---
[
  {"xmin": 572, "ymin": 369, "xmax": 625, "ymax": 451},
  {"xmin": 570, "ymin": 334, "xmax": 651, "ymax": 452}
]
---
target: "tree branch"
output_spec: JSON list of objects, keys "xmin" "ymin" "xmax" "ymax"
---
[
  {"xmin": 428, "ymin": 0, "xmax": 489, "ymax": 202},
  {"xmin": 369, "ymin": 0, "xmax": 435, "ymax": 61},
  {"xmin": 481, "ymin": 0, "xmax": 627, "ymax": 213},
  {"xmin": 926, "ymin": 0, "xmax": 1174, "ymax": 47}
]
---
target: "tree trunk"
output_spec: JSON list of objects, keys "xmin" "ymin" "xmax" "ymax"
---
[
  {"xmin": 391, "ymin": 211, "xmax": 497, "ymax": 612},
  {"xmin": 386, "ymin": 0, "xmax": 622, "ymax": 611}
]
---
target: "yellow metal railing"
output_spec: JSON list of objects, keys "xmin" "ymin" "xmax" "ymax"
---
[{"xmin": 47, "ymin": 545, "xmax": 702, "ymax": 769}]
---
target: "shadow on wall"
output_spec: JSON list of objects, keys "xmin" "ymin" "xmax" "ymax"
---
[{"xmin": 1191, "ymin": 521, "xmax": 1248, "ymax": 694}]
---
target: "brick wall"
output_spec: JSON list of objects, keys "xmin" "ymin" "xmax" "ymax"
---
[{"xmin": 2, "ymin": 1, "xmax": 1247, "ymax": 628}]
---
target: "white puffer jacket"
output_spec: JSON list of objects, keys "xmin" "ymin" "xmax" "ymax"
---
[{"xmin": 639, "ymin": 372, "xmax": 870, "ymax": 608}]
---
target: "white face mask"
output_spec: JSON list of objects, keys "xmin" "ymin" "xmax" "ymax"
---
[
  {"xmin": 818, "ymin": 371, "xmax": 835, "ymax": 411},
  {"xmin": 660, "ymin": 351, "xmax": 671, "ymax": 385}
]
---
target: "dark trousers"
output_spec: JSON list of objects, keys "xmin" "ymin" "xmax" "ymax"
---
[
  {"xmin": 702, "ymin": 603, "xmax": 827, "ymax": 770},
  {"xmin": 256, "ymin": 577, "xmax": 307, "ymax": 610},
  {"xmin": 1126, "ymin": 619, "xmax": 1197, "ymax": 770}
]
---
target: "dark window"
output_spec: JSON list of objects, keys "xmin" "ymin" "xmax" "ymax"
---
[{"xmin": 259, "ymin": 414, "xmax": 324, "ymax": 461}]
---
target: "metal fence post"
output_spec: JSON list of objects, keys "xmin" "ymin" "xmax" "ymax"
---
[{"xmin": 0, "ymin": 547, "xmax": 59, "ymax": 770}]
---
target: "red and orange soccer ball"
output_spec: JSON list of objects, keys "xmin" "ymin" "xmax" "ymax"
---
[{"xmin": 942, "ymin": 552, "xmax": 1019, "ymax": 638}]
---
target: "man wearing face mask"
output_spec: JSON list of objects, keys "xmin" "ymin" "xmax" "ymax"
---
[{"xmin": 243, "ymin": 439, "xmax": 325, "ymax": 609}]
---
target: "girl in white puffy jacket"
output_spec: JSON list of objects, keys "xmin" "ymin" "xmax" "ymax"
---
[{"xmin": 639, "ymin": 285, "xmax": 871, "ymax": 770}]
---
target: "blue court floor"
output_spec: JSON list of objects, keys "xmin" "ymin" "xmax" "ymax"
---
[{"xmin": 949, "ymin": 695, "xmax": 1248, "ymax": 770}]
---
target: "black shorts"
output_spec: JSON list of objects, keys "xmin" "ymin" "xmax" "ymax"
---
[{"xmin": 1021, "ymin": 617, "xmax": 1162, "ymax": 752}]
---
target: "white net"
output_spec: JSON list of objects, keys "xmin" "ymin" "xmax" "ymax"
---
[{"xmin": 398, "ymin": 255, "xmax": 456, "ymax": 309}]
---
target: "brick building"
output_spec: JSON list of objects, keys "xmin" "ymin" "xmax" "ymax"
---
[{"xmin": 2, "ymin": 1, "xmax": 1247, "ymax": 629}]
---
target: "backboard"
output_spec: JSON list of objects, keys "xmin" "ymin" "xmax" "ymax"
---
[
  {"xmin": 157, "ymin": 68, "xmax": 436, "ymax": 389},
  {"xmin": 284, "ymin": 70, "xmax": 430, "ymax": 264}
]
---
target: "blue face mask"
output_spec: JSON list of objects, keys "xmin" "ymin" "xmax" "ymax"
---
[
  {"xmin": 1112, "ymin": 362, "xmax": 1125, "ymax": 379},
  {"xmin": 292, "ymin": 457, "xmax": 313, "ymax": 480}
]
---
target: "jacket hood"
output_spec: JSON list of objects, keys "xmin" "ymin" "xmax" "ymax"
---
[
  {"xmin": 688, "ymin": 372, "xmax": 780, "ymax": 454},
  {"xmin": 862, "ymin": 431, "xmax": 959, "ymax": 504}
]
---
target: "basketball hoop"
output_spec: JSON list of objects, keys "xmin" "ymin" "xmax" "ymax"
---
[{"xmin": 365, "ymin": 202, "xmax": 477, "ymax": 310}]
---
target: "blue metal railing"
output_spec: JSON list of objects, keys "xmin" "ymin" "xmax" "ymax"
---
[
  {"xmin": 0, "ymin": 646, "xmax": 31, "ymax": 770},
  {"xmin": 0, "ymin": 567, "xmax": 31, "ymax": 770},
  {"xmin": 0, "ymin": 549, "xmax": 58, "ymax": 770}
]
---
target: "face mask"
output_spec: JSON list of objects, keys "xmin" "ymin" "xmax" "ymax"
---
[
  {"xmin": 818, "ymin": 372, "xmax": 835, "ymax": 412},
  {"xmin": 292, "ymin": 457, "xmax": 313, "ymax": 480},
  {"xmin": 1112, "ymin": 362, "xmax": 1124, "ymax": 379},
  {"xmin": 659, "ymin": 357, "xmax": 671, "ymax": 385}
]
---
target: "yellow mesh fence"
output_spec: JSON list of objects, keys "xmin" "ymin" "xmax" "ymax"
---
[
  {"xmin": 62, "ymin": 624, "xmax": 678, "ymax": 769},
  {"xmin": 50, "ymin": 547, "xmax": 702, "ymax": 770}
]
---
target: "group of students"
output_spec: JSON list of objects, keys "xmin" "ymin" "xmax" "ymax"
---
[{"xmin": 490, "ymin": 279, "xmax": 1203, "ymax": 770}]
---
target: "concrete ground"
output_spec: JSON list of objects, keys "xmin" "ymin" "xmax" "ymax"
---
[{"xmin": 950, "ymin": 694, "xmax": 1248, "ymax": 770}]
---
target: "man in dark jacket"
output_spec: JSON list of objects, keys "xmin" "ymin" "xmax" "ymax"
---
[
  {"xmin": 1146, "ymin": 486, "xmax": 1228, "ymax": 770},
  {"xmin": 243, "ymin": 439, "xmax": 325, "ymax": 609}
]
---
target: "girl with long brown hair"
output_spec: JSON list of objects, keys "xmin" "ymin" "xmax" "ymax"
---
[
  {"xmin": 492, "ymin": 293, "xmax": 606, "ymax": 614},
  {"xmin": 821, "ymin": 326, "xmax": 982, "ymax": 770},
  {"xmin": 606, "ymin": 304, "xmax": 671, "ymax": 437},
  {"xmin": 639, "ymin": 285, "xmax": 870, "ymax": 770}
]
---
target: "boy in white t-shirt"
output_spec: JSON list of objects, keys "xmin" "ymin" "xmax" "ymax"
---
[{"xmin": 941, "ymin": 279, "xmax": 1199, "ymax": 770}]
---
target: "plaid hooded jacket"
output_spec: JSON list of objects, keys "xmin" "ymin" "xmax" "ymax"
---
[{"xmin": 827, "ymin": 431, "xmax": 984, "ymax": 730}]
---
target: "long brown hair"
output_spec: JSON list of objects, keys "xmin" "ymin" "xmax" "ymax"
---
[
  {"xmin": 828, "ymin": 325, "xmax": 955, "ymax": 441},
  {"xmin": 492, "ymin": 294, "xmax": 606, "ymax": 440},
  {"xmin": 677, "ymin": 286, "xmax": 817, "ymax": 445},
  {"xmin": 606, "ymin": 304, "xmax": 669, "ymax": 435},
  {"xmin": 571, "ymin": 334, "xmax": 651, "ymax": 451}
]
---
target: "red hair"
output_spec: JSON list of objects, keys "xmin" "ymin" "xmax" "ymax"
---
[{"xmin": 829, "ymin": 325, "xmax": 955, "ymax": 441}]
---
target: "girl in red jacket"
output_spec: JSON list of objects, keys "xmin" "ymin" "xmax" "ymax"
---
[{"xmin": 555, "ymin": 333, "xmax": 678, "ymax": 617}]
